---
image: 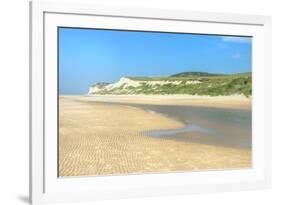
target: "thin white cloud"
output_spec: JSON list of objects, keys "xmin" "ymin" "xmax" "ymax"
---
[
  {"xmin": 232, "ymin": 53, "xmax": 241, "ymax": 59},
  {"xmin": 222, "ymin": 36, "xmax": 251, "ymax": 43}
]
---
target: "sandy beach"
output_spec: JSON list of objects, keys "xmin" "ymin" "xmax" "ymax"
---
[
  {"xmin": 69, "ymin": 94, "xmax": 251, "ymax": 110},
  {"xmin": 59, "ymin": 95, "xmax": 251, "ymax": 177}
]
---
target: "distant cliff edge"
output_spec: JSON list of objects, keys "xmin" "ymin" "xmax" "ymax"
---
[{"xmin": 88, "ymin": 72, "xmax": 251, "ymax": 96}]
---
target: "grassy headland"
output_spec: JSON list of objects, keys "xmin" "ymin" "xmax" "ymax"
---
[{"xmin": 88, "ymin": 72, "xmax": 252, "ymax": 97}]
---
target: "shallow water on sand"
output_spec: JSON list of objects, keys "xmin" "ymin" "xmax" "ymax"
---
[{"xmin": 116, "ymin": 103, "xmax": 252, "ymax": 149}]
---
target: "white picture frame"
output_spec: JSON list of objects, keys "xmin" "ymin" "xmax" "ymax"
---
[{"xmin": 29, "ymin": 1, "xmax": 272, "ymax": 204}]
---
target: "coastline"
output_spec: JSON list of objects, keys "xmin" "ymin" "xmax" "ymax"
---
[{"xmin": 61, "ymin": 94, "xmax": 251, "ymax": 110}]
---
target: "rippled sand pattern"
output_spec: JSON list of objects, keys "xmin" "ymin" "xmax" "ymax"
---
[{"xmin": 59, "ymin": 96, "xmax": 251, "ymax": 177}]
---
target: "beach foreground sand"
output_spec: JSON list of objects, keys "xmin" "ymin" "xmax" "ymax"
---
[
  {"xmin": 59, "ymin": 95, "xmax": 251, "ymax": 177},
  {"xmin": 70, "ymin": 94, "xmax": 251, "ymax": 109}
]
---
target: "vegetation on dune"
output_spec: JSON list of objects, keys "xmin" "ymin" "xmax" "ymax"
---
[
  {"xmin": 128, "ymin": 75, "xmax": 251, "ymax": 96},
  {"xmin": 90, "ymin": 72, "xmax": 252, "ymax": 97}
]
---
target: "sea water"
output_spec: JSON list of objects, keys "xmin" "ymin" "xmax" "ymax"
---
[{"xmin": 128, "ymin": 104, "xmax": 251, "ymax": 149}]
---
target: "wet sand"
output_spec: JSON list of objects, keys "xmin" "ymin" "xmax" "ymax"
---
[
  {"xmin": 59, "ymin": 95, "xmax": 252, "ymax": 177},
  {"xmin": 130, "ymin": 103, "xmax": 251, "ymax": 149}
]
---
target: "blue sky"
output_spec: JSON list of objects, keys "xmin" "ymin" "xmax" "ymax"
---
[{"xmin": 59, "ymin": 28, "xmax": 252, "ymax": 94}]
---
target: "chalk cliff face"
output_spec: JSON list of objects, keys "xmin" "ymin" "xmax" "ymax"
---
[
  {"xmin": 88, "ymin": 77, "xmax": 201, "ymax": 95},
  {"xmin": 88, "ymin": 72, "xmax": 252, "ymax": 96},
  {"xmin": 88, "ymin": 82, "xmax": 110, "ymax": 95}
]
